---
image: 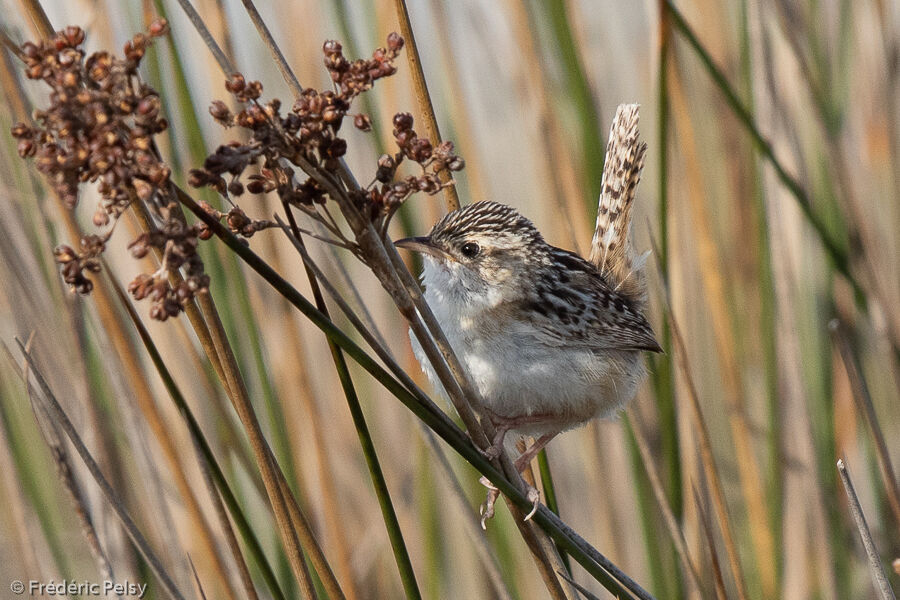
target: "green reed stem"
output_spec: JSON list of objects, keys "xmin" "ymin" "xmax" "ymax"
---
[
  {"xmin": 539, "ymin": 0, "xmax": 605, "ymax": 212},
  {"xmin": 284, "ymin": 206, "xmax": 422, "ymax": 600},
  {"xmin": 536, "ymin": 449, "xmax": 571, "ymax": 576}
]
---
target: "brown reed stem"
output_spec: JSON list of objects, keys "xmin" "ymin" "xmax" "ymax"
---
[
  {"xmin": 196, "ymin": 290, "xmax": 318, "ymax": 600},
  {"xmin": 830, "ymin": 320, "xmax": 900, "ymax": 533},
  {"xmin": 692, "ymin": 484, "xmax": 730, "ymax": 600},
  {"xmin": 391, "ymin": 0, "xmax": 460, "ymax": 211}
]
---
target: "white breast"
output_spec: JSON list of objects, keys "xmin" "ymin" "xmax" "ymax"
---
[{"xmin": 410, "ymin": 258, "xmax": 643, "ymax": 438}]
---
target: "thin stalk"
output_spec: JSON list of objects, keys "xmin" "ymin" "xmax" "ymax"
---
[
  {"xmin": 837, "ymin": 459, "xmax": 897, "ymax": 600},
  {"xmin": 391, "ymin": 0, "xmax": 460, "ymax": 211},
  {"xmin": 195, "ymin": 290, "xmax": 318, "ymax": 600},
  {"xmin": 19, "ymin": 348, "xmax": 115, "ymax": 582},
  {"xmin": 236, "ymin": 0, "xmax": 301, "ymax": 96},
  {"xmin": 284, "ymin": 205, "xmax": 421, "ymax": 600},
  {"xmin": 16, "ymin": 0, "xmax": 53, "ymax": 39},
  {"xmin": 112, "ymin": 276, "xmax": 286, "ymax": 600},
  {"xmin": 177, "ymin": 185, "xmax": 655, "ymax": 600},
  {"xmin": 536, "ymin": 449, "xmax": 571, "ymax": 576},
  {"xmin": 169, "ymin": 0, "xmax": 236, "ymax": 74},
  {"xmin": 830, "ymin": 320, "xmax": 900, "ymax": 532},
  {"xmin": 16, "ymin": 340, "xmax": 187, "ymax": 600},
  {"xmin": 692, "ymin": 485, "xmax": 729, "ymax": 600},
  {"xmin": 189, "ymin": 431, "xmax": 260, "ymax": 600},
  {"xmin": 626, "ymin": 409, "xmax": 702, "ymax": 596}
]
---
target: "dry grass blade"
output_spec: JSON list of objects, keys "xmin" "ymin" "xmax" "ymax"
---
[
  {"xmin": 187, "ymin": 416, "xmax": 259, "ymax": 600},
  {"xmin": 837, "ymin": 459, "xmax": 898, "ymax": 600},
  {"xmin": 16, "ymin": 0, "xmax": 53, "ymax": 39},
  {"xmin": 13, "ymin": 339, "xmax": 187, "ymax": 600},
  {"xmin": 188, "ymin": 555, "xmax": 210, "ymax": 600},
  {"xmin": 236, "ymin": 0, "xmax": 302, "ymax": 97},
  {"xmin": 830, "ymin": 319, "xmax": 900, "ymax": 533},
  {"xmin": 195, "ymin": 291, "xmax": 319, "ymax": 600},
  {"xmin": 557, "ymin": 570, "xmax": 602, "ymax": 600},
  {"xmin": 170, "ymin": 0, "xmax": 236, "ymax": 74}
]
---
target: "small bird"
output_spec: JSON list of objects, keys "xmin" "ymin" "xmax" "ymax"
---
[{"xmin": 396, "ymin": 105, "xmax": 659, "ymax": 518}]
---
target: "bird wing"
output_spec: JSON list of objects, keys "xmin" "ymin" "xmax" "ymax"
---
[{"xmin": 523, "ymin": 249, "xmax": 661, "ymax": 353}]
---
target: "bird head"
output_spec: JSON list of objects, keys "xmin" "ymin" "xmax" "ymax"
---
[{"xmin": 395, "ymin": 201, "xmax": 548, "ymax": 308}]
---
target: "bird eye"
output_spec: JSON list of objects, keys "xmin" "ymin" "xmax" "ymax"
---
[{"xmin": 460, "ymin": 242, "xmax": 480, "ymax": 258}]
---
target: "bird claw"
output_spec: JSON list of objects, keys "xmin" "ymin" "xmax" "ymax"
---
[
  {"xmin": 480, "ymin": 443, "xmax": 502, "ymax": 461},
  {"xmin": 478, "ymin": 476, "xmax": 541, "ymax": 527},
  {"xmin": 479, "ymin": 476, "xmax": 499, "ymax": 530},
  {"xmin": 524, "ymin": 485, "xmax": 541, "ymax": 521}
]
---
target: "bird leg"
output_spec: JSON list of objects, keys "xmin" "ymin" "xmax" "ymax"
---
[
  {"xmin": 514, "ymin": 432, "xmax": 559, "ymax": 473},
  {"xmin": 478, "ymin": 409, "xmax": 559, "ymax": 461},
  {"xmin": 478, "ymin": 426, "xmax": 560, "ymax": 526}
]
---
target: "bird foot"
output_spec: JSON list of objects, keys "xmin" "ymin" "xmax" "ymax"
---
[
  {"xmin": 480, "ymin": 440, "xmax": 504, "ymax": 462},
  {"xmin": 478, "ymin": 476, "xmax": 541, "ymax": 527},
  {"xmin": 479, "ymin": 476, "xmax": 499, "ymax": 530}
]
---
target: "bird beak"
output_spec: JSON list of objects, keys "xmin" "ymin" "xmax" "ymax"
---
[{"xmin": 394, "ymin": 236, "xmax": 452, "ymax": 260}]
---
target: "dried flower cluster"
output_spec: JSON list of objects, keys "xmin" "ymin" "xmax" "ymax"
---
[
  {"xmin": 11, "ymin": 23, "xmax": 210, "ymax": 319},
  {"xmin": 190, "ymin": 33, "xmax": 464, "ymax": 250}
]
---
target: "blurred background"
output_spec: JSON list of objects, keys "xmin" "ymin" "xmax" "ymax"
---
[{"xmin": 0, "ymin": 0, "xmax": 897, "ymax": 598}]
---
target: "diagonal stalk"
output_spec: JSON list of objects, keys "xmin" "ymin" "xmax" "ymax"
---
[
  {"xmin": 663, "ymin": 0, "xmax": 861, "ymax": 298},
  {"xmin": 16, "ymin": 340, "xmax": 187, "ymax": 600},
  {"xmin": 112, "ymin": 274, "xmax": 285, "ymax": 600},
  {"xmin": 283, "ymin": 205, "xmax": 421, "ymax": 600}
]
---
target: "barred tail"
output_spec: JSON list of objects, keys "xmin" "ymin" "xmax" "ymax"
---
[{"xmin": 588, "ymin": 103, "xmax": 648, "ymax": 303}]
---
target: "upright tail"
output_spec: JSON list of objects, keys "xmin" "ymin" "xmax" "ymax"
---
[{"xmin": 588, "ymin": 104, "xmax": 649, "ymax": 304}]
